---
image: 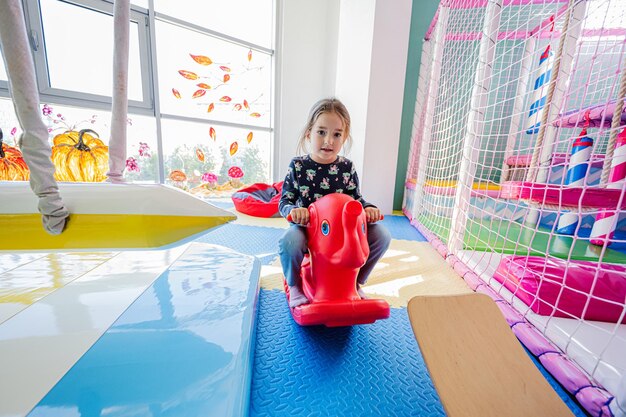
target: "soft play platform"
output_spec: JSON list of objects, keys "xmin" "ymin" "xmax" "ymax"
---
[
  {"xmin": 22, "ymin": 243, "xmax": 260, "ymax": 417},
  {"xmin": 493, "ymin": 256, "xmax": 626, "ymax": 323},
  {"xmin": 0, "ymin": 182, "xmax": 235, "ymax": 250},
  {"xmin": 554, "ymin": 99, "xmax": 626, "ymax": 128},
  {"xmin": 422, "ymin": 179, "xmax": 501, "ymax": 197},
  {"xmin": 417, "ymin": 215, "xmax": 626, "ymax": 264}
]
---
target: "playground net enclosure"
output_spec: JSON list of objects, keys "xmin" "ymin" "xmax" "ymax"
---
[{"xmin": 404, "ymin": 0, "xmax": 626, "ymax": 415}]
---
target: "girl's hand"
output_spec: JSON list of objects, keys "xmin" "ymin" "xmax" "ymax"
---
[
  {"xmin": 289, "ymin": 207, "xmax": 310, "ymax": 225},
  {"xmin": 364, "ymin": 207, "xmax": 382, "ymax": 223}
]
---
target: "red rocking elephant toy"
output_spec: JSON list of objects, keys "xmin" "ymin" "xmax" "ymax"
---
[{"xmin": 285, "ymin": 193, "xmax": 390, "ymax": 327}]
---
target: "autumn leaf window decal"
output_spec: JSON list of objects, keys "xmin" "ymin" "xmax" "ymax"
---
[
  {"xmin": 171, "ymin": 49, "xmax": 265, "ymax": 120},
  {"xmin": 163, "ymin": 42, "xmax": 270, "ymax": 197}
]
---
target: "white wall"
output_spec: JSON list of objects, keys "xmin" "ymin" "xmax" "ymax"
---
[
  {"xmin": 335, "ymin": 0, "xmax": 376, "ymax": 190},
  {"xmin": 274, "ymin": 0, "xmax": 339, "ymax": 182},
  {"xmin": 361, "ymin": 0, "xmax": 412, "ymax": 214},
  {"xmin": 276, "ymin": 0, "xmax": 412, "ymax": 214}
]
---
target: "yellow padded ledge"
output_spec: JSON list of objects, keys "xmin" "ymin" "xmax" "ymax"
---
[
  {"xmin": 0, "ymin": 182, "xmax": 236, "ymax": 250},
  {"xmin": 407, "ymin": 293, "xmax": 573, "ymax": 417}
]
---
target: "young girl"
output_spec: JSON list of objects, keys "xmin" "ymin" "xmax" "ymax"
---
[{"xmin": 278, "ymin": 97, "xmax": 392, "ymax": 308}]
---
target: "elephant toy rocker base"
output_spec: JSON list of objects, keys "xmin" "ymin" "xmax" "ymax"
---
[{"xmin": 284, "ymin": 193, "xmax": 390, "ymax": 327}]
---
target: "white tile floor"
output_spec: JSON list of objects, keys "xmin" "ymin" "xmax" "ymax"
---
[{"xmin": 0, "ymin": 245, "xmax": 189, "ymax": 417}]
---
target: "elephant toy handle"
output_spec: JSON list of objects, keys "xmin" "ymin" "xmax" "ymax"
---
[{"xmin": 286, "ymin": 213, "xmax": 383, "ymax": 223}]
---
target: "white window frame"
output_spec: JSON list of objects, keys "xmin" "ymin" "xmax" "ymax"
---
[
  {"xmin": 0, "ymin": 64, "xmax": 10, "ymax": 94},
  {"xmin": 1, "ymin": 0, "xmax": 277, "ymax": 183},
  {"xmin": 22, "ymin": 0, "xmax": 154, "ymax": 114}
]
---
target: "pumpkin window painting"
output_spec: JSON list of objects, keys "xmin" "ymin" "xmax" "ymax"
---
[
  {"xmin": 51, "ymin": 129, "xmax": 109, "ymax": 182},
  {"xmin": 0, "ymin": 128, "xmax": 30, "ymax": 181}
]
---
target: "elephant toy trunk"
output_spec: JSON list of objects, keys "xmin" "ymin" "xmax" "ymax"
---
[{"xmin": 338, "ymin": 200, "xmax": 369, "ymax": 269}]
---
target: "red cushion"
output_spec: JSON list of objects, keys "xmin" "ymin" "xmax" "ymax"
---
[{"xmin": 231, "ymin": 181, "xmax": 283, "ymax": 218}]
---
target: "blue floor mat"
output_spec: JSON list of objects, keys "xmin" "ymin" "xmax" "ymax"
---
[
  {"xmin": 250, "ymin": 290, "xmax": 445, "ymax": 417},
  {"xmin": 195, "ymin": 224, "xmax": 283, "ymax": 265},
  {"xmin": 380, "ymin": 215, "xmax": 426, "ymax": 242},
  {"xmin": 193, "ymin": 216, "xmax": 427, "ymax": 266},
  {"xmin": 204, "ymin": 198, "xmax": 236, "ymax": 209},
  {"xmin": 250, "ymin": 290, "xmax": 589, "ymax": 417}
]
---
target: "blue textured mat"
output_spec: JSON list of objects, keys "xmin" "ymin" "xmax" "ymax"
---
[
  {"xmin": 380, "ymin": 215, "xmax": 426, "ymax": 242},
  {"xmin": 250, "ymin": 290, "xmax": 445, "ymax": 417},
  {"xmin": 195, "ymin": 223, "xmax": 284, "ymax": 265},
  {"xmin": 193, "ymin": 217, "xmax": 427, "ymax": 266},
  {"xmin": 205, "ymin": 198, "xmax": 236, "ymax": 209}
]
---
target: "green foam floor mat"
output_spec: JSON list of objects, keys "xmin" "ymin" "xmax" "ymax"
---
[{"xmin": 418, "ymin": 215, "xmax": 626, "ymax": 264}]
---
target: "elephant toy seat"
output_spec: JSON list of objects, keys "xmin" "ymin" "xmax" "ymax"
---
[{"xmin": 284, "ymin": 193, "xmax": 390, "ymax": 327}]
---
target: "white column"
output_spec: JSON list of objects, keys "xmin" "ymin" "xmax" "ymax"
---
[
  {"xmin": 449, "ymin": 0, "xmax": 503, "ymax": 254},
  {"xmin": 501, "ymin": 37, "xmax": 536, "ymax": 182},
  {"xmin": 335, "ymin": 0, "xmax": 412, "ymax": 214},
  {"xmin": 413, "ymin": 8, "xmax": 449, "ymax": 220},
  {"xmin": 275, "ymin": 0, "xmax": 339, "ymax": 181},
  {"xmin": 334, "ymin": 0, "xmax": 376, "ymax": 181}
]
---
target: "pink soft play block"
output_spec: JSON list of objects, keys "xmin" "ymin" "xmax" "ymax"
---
[
  {"xmin": 422, "ymin": 184, "xmax": 501, "ymax": 198},
  {"xmin": 493, "ymin": 256, "xmax": 626, "ymax": 323},
  {"xmin": 554, "ymin": 99, "xmax": 626, "ymax": 128},
  {"xmin": 500, "ymin": 181, "xmax": 626, "ymax": 209},
  {"xmin": 504, "ymin": 153, "xmax": 605, "ymax": 168}
]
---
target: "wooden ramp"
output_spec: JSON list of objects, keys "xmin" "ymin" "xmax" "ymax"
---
[{"xmin": 407, "ymin": 293, "xmax": 574, "ymax": 417}]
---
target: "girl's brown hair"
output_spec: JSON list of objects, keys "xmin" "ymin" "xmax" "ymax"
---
[{"xmin": 296, "ymin": 97, "xmax": 352, "ymax": 155}]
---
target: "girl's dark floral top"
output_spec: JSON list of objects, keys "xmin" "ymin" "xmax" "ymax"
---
[{"xmin": 279, "ymin": 155, "xmax": 374, "ymax": 218}]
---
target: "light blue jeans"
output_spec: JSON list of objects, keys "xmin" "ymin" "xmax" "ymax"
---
[{"xmin": 278, "ymin": 223, "xmax": 392, "ymax": 287}]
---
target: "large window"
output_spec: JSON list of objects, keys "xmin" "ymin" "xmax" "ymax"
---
[
  {"xmin": 154, "ymin": 1, "xmax": 273, "ymax": 49},
  {"xmin": 25, "ymin": 0, "xmax": 152, "ymax": 111},
  {"xmin": 0, "ymin": 59, "xmax": 7, "ymax": 84},
  {"xmin": 0, "ymin": 0, "xmax": 274, "ymax": 193},
  {"xmin": 156, "ymin": 20, "xmax": 272, "ymax": 128}
]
